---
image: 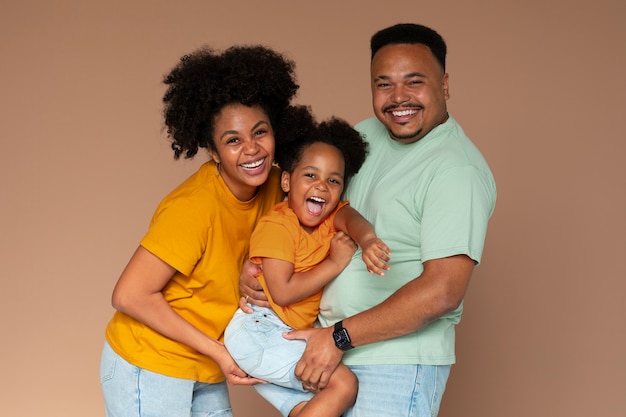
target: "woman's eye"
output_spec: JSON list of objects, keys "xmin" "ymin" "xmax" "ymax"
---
[
  {"xmin": 226, "ymin": 137, "xmax": 240, "ymax": 145},
  {"xmin": 254, "ymin": 129, "xmax": 268, "ymax": 136}
]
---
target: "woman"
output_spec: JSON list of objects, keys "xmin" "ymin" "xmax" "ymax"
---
[{"xmin": 100, "ymin": 45, "xmax": 298, "ymax": 417}]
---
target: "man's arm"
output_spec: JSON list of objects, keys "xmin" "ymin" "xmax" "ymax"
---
[{"xmin": 285, "ymin": 254, "xmax": 474, "ymax": 391}]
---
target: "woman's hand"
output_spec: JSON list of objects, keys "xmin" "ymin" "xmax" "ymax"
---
[{"xmin": 212, "ymin": 341, "xmax": 266, "ymax": 386}]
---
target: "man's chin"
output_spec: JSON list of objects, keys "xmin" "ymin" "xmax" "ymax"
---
[{"xmin": 388, "ymin": 128, "xmax": 423, "ymax": 143}]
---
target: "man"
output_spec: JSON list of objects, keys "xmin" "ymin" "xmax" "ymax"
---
[{"xmin": 243, "ymin": 23, "xmax": 496, "ymax": 417}]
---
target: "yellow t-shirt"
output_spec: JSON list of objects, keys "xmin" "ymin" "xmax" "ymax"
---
[
  {"xmin": 250, "ymin": 200, "xmax": 349, "ymax": 330},
  {"xmin": 105, "ymin": 161, "xmax": 282, "ymax": 383}
]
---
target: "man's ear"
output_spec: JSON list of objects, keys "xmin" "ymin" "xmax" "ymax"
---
[
  {"xmin": 442, "ymin": 72, "xmax": 450, "ymax": 100},
  {"xmin": 281, "ymin": 171, "xmax": 290, "ymax": 193}
]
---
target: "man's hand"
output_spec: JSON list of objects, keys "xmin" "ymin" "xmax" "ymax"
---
[
  {"xmin": 283, "ymin": 326, "xmax": 343, "ymax": 392},
  {"xmin": 238, "ymin": 259, "xmax": 270, "ymax": 312}
]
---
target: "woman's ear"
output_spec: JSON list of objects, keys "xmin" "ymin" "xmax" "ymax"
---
[
  {"xmin": 281, "ymin": 171, "xmax": 290, "ymax": 193},
  {"xmin": 208, "ymin": 149, "xmax": 220, "ymax": 164}
]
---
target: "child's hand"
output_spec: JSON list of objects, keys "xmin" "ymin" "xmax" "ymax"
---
[
  {"xmin": 328, "ymin": 231, "xmax": 358, "ymax": 270},
  {"xmin": 360, "ymin": 237, "xmax": 391, "ymax": 276}
]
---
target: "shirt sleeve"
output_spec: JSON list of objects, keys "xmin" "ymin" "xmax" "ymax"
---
[
  {"xmin": 420, "ymin": 165, "xmax": 495, "ymax": 264},
  {"xmin": 249, "ymin": 214, "xmax": 298, "ymax": 265},
  {"xmin": 141, "ymin": 196, "xmax": 210, "ymax": 276}
]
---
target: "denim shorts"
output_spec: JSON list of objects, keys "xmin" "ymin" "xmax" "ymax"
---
[
  {"xmin": 225, "ymin": 307, "xmax": 451, "ymax": 417},
  {"xmin": 224, "ymin": 306, "xmax": 313, "ymax": 416},
  {"xmin": 100, "ymin": 341, "xmax": 232, "ymax": 417}
]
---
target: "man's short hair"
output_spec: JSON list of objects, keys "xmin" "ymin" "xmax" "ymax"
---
[{"xmin": 370, "ymin": 23, "xmax": 447, "ymax": 71}]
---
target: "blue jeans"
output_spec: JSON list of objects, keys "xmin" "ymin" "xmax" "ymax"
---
[
  {"xmin": 243, "ymin": 363, "xmax": 450, "ymax": 417},
  {"xmin": 100, "ymin": 341, "xmax": 232, "ymax": 417},
  {"xmin": 224, "ymin": 306, "xmax": 313, "ymax": 416},
  {"xmin": 345, "ymin": 364, "xmax": 451, "ymax": 417}
]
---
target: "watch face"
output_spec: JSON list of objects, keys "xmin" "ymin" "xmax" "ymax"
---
[{"xmin": 333, "ymin": 328, "xmax": 350, "ymax": 347}]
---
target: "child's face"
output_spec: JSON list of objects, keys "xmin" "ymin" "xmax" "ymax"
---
[{"xmin": 281, "ymin": 142, "xmax": 345, "ymax": 233}]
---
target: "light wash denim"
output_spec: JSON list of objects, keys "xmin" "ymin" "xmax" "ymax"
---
[
  {"xmin": 100, "ymin": 341, "xmax": 232, "ymax": 417},
  {"xmin": 345, "ymin": 364, "xmax": 450, "ymax": 417},
  {"xmin": 224, "ymin": 306, "xmax": 313, "ymax": 416},
  {"xmin": 225, "ymin": 306, "xmax": 450, "ymax": 417}
]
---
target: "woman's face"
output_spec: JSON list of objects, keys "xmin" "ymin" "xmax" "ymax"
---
[{"xmin": 210, "ymin": 104, "xmax": 275, "ymax": 201}]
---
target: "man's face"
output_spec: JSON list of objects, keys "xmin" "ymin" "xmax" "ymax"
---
[{"xmin": 371, "ymin": 43, "xmax": 449, "ymax": 144}]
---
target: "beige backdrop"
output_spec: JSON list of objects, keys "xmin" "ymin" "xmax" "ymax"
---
[{"xmin": 1, "ymin": 1, "xmax": 624, "ymax": 416}]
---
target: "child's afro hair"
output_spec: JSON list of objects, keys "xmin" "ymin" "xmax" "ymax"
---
[{"xmin": 274, "ymin": 105, "xmax": 368, "ymax": 187}]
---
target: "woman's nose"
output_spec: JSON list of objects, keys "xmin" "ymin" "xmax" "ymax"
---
[{"xmin": 243, "ymin": 138, "xmax": 259, "ymax": 154}]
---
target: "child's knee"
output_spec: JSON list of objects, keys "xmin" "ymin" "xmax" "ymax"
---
[{"xmin": 333, "ymin": 366, "xmax": 358, "ymax": 404}]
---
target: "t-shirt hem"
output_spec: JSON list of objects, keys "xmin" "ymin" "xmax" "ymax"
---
[{"xmin": 342, "ymin": 355, "xmax": 456, "ymax": 366}]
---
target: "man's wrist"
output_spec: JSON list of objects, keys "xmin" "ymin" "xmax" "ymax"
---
[{"xmin": 332, "ymin": 320, "xmax": 354, "ymax": 351}]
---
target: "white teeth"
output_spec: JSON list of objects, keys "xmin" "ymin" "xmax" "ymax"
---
[
  {"xmin": 241, "ymin": 158, "xmax": 265, "ymax": 169},
  {"xmin": 392, "ymin": 109, "xmax": 417, "ymax": 117},
  {"xmin": 309, "ymin": 196, "xmax": 326, "ymax": 203}
]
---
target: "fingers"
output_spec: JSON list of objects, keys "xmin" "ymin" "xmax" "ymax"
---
[
  {"xmin": 282, "ymin": 329, "xmax": 309, "ymax": 341},
  {"xmin": 362, "ymin": 239, "xmax": 391, "ymax": 275},
  {"xmin": 228, "ymin": 374, "xmax": 267, "ymax": 386},
  {"xmin": 238, "ymin": 296, "xmax": 253, "ymax": 313},
  {"xmin": 239, "ymin": 287, "xmax": 271, "ymax": 308},
  {"xmin": 298, "ymin": 368, "xmax": 331, "ymax": 392}
]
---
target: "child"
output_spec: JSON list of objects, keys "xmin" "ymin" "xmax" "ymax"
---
[{"xmin": 224, "ymin": 106, "xmax": 391, "ymax": 417}]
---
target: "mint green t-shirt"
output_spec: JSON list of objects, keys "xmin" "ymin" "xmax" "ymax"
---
[{"xmin": 319, "ymin": 116, "xmax": 496, "ymax": 365}]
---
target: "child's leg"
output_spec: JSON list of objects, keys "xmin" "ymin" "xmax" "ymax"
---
[{"xmin": 289, "ymin": 363, "xmax": 358, "ymax": 417}]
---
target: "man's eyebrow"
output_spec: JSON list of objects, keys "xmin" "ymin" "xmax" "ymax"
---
[
  {"xmin": 404, "ymin": 72, "xmax": 427, "ymax": 78},
  {"xmin": 373, "ymin": 72, "xmax": 427, "ymax": 81}
]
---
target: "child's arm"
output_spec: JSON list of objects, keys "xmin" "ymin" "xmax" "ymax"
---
[
  {"xmin": 262, "ymin": 231, "xmax": 357, "ymax": 306},
  {"xmin": 334, "ymin": 205, "xmax": 391, "ymax": 276}
]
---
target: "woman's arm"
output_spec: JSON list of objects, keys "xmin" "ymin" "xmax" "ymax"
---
[{"xmin": 111, "ymin": 246, "xmax": 263, "ymax": 385}]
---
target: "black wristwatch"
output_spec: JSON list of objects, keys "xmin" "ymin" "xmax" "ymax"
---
[{"xmin": 332, "ymin": 320, "xmax": 354, "ymax": 351}]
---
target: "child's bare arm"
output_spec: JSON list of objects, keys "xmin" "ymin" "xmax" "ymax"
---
[
  {"xmin": 334, "ymin": 205, "xmax": 391, "ymax": 275},
  {"xmin": 262, "ymin": 231, "xmax": 357, "ymax": 306}
]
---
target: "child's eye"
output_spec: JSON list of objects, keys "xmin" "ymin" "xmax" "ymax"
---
[{"xmin": 329, "ymin": 178, "xmax": 342, "ymax": 185}]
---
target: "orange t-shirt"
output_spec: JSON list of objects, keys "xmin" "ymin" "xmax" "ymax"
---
[
  {"xmin": 250, "ymin": 200, "xmax": 349, "ymax": 329},
  {"xmin": 105, "ymin": 162, "xmax": 283, "ymax": 383}
]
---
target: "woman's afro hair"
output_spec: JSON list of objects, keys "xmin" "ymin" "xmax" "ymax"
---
[
  {"xmin": 274, "ymin": 105, "xmax": 368, "ymax": 187},
  {"xmin": 162, "ymin": 45, "xmax": 299, "ymax": 159}
]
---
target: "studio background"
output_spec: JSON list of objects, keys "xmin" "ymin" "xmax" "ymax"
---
[{"xmin": 1, "ymin": 1, "xmax": 624, "ymax": 416}]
